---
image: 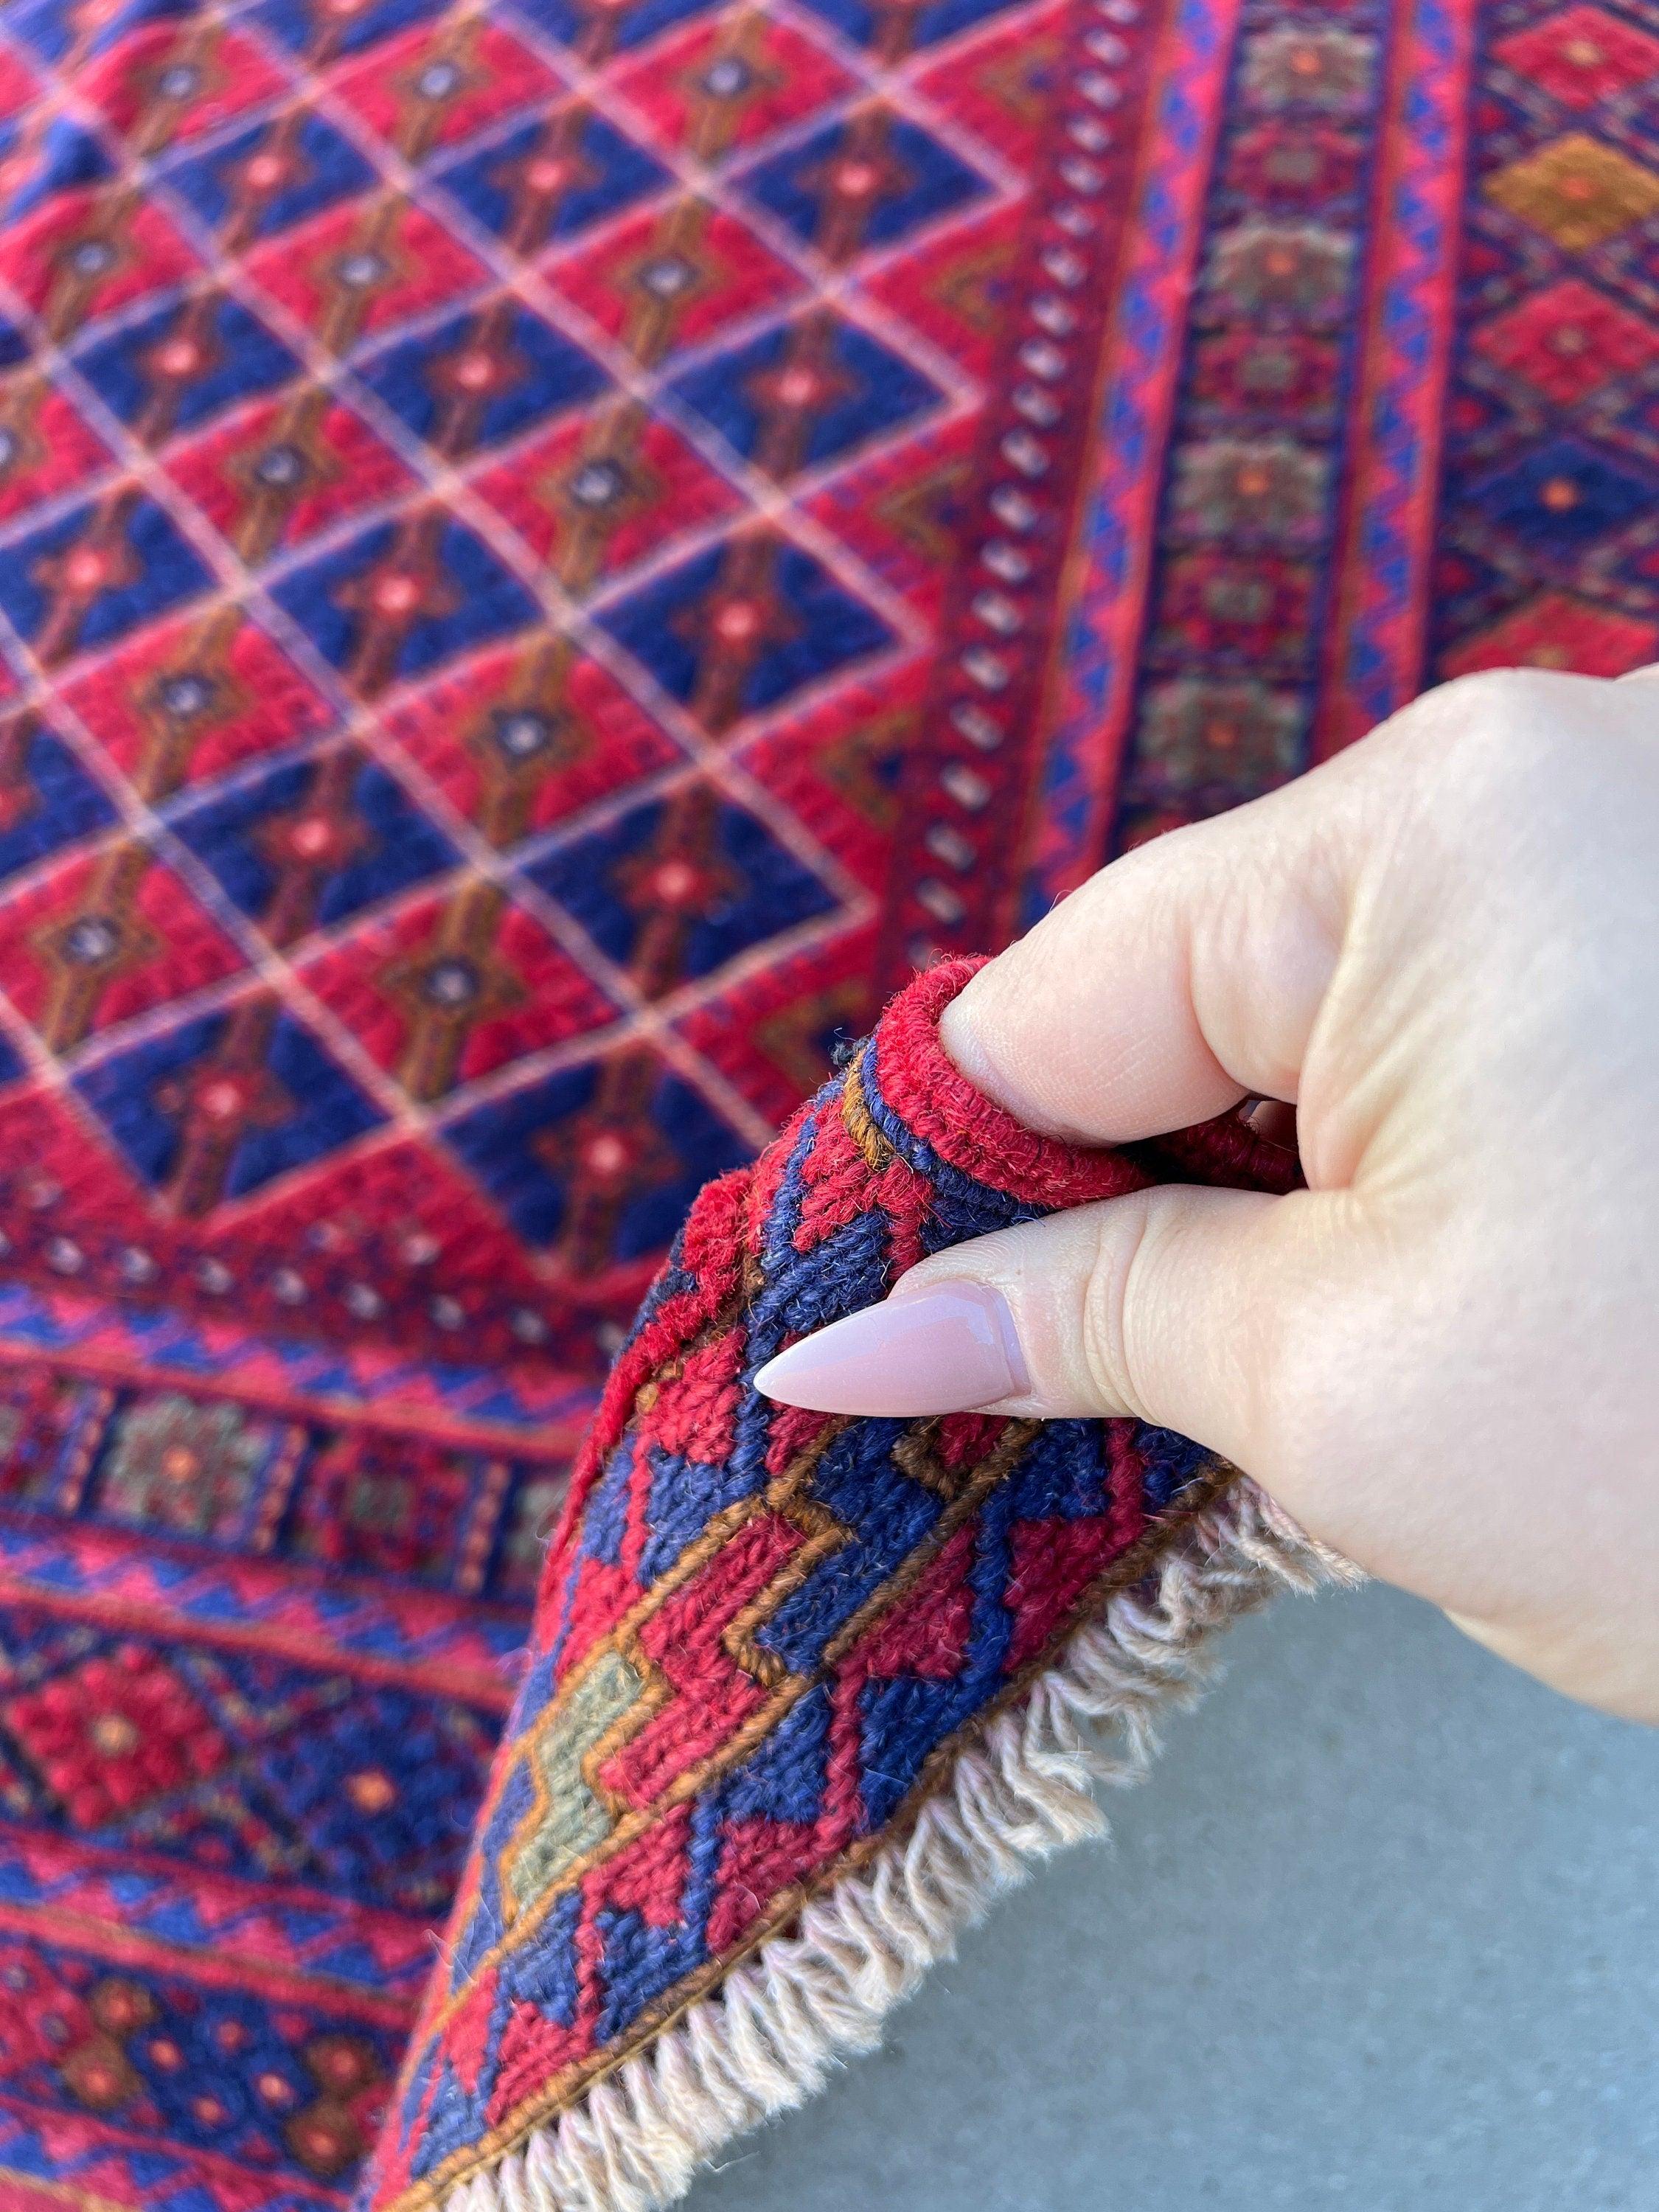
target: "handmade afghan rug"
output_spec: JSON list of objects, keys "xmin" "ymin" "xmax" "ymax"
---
[{"xmin": 0, "ymin": 0, "xmax": 1652, "ymax": 2199}]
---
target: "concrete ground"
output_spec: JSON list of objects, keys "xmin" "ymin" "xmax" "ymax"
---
[{"xmin": 689, "ymin": 1579, "xmax": 1659, "ymax": 2212}]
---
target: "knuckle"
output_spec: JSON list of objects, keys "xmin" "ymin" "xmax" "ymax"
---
[
  {"xmin": 1237, "ymin": 1276, "xmax": 1316, "ymax": 1478},
  {"xmin": 1430, "ymin": 665, "xmax": 1551, "ymax": 727},
  {"xmin": 1077, "ymin": 1198, "xmax": 1151, "ymax": 1417},
  {"xmin": 1238, "ymin": 1213, "xmax": 1358, "ymax": 1485},
  {"xmin": 1399, "ymin": 669, "xmax": 1571, "ymax": 784},
  {"xmin": 1365, "ymin": 667, "xmax": 1599, "ymax": 853}
]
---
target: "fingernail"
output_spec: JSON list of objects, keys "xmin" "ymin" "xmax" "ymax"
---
[{"xmin": 754, "ymin": 1282, "xmax": 1029, "ymax": 1416}]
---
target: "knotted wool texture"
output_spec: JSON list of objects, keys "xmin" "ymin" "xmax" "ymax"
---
[
  {"xmin": 0, "ymin": 0, "xmax": 1652, "ymax": 2197},
  {"xmin": 364, "ymin": 957, "xmax": 1342, "ymax": 2212}
]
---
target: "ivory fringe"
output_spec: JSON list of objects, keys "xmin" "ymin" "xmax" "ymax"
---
[{"xmin": 442, "ymin": 1483, "xmax": 1356, "ymax": 2212}]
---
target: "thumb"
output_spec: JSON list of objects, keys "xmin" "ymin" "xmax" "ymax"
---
[{"xmin": 755, "ymin": 1178, "xmax": 1344, "ymax": 1477}]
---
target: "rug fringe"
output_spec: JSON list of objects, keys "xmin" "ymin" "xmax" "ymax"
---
[{"xmin": 445, "ymin": 1484, "xmax": 1357, "ymax": 2212}]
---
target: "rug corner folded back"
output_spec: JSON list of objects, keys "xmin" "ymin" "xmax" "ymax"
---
[{"xmin": 361, "ymin": 958, "xmax": 1344, "ymax": 2212}]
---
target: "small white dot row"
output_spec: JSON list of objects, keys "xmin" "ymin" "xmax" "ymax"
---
[
  {"xmin": 2, "ymin": 1222, "xmax": 556, "ymax": 1343},
  {"xmin": 909, "ymin": 0, "xmax": 1139, "ymax": 964}
]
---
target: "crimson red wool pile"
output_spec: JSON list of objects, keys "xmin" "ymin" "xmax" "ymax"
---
[{"xmin": 0, "ymin": 0, "xmax": 1652, "ymax": 2201}]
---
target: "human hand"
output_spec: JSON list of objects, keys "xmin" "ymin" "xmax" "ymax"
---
[{"xmin": 756, "ymin": 669, "xmax": 1659, "ymax": 1720}]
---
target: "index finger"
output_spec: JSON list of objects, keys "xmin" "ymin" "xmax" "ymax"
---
[{"xmin": 939, "ymin": 724, "xmax": 1372, "ymax": 1145}]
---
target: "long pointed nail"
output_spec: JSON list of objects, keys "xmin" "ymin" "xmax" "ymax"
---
[{"xmin": 754, "ymin": 1283, "xmax": 1029, "ymax": 1416}]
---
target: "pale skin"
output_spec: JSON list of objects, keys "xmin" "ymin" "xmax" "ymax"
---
[{"xmin": 763, "ymin": 667, "xmax": 1659, "ymax": 1722}]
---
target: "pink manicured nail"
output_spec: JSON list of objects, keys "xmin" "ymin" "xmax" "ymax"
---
[{"xmin": 754, "ymin": 1283, "xmax": 1029, "ymax": 1416}]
